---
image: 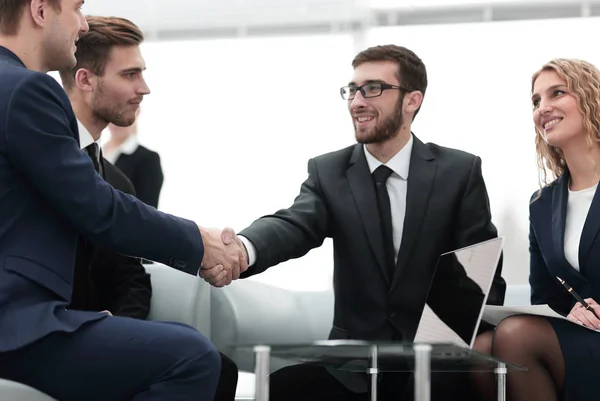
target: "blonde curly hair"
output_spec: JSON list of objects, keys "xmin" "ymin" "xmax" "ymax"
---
[{"xmin": 532, "ymin": 59, "xmax": 600, "ymax": 192}]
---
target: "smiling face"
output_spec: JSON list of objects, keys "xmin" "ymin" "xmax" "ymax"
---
[
  {"xmin": 348, "ymin": 60, "xmax": 405, "ymax": 144},
  {"xmin": 41, "ymin": 0, "xmax": 88, "ymax": 71},
  {"xmin": 532, "ymin": 69, "xmax": 585, "ymax": 149}
]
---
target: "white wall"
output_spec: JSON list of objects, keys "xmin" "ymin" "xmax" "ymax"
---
[
  {"xmin": 72, "ymin": 16, "xmax": 600, "ymax": 290},
  {"xmin": 123, "ymin": 34, "xmax": 356, "ymax": 291}
]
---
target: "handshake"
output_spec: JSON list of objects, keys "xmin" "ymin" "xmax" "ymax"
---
[{"xmin": 198, "ymin": 226, "xmax": 249, "ymax": 287}]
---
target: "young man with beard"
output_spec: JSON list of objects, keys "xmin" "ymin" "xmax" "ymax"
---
[
  {"xmin": 58, "ymin": 15, "xmax": 239, "ymax": 401},
  {"xmin": 0, "ymin": 1, "xmax": 247, "ymax": 400},
  {"xmin": 201, "ymin": 44, "xmax": 506, "ymax": 400}
]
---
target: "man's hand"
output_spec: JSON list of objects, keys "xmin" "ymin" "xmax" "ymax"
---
[
  {"xmin": 220, "ymin": 227, "xmax": 249, "ymax": 263},
  {"xmin": 198, "ymin": 226, "xmax": 248, "ymax": 287}
]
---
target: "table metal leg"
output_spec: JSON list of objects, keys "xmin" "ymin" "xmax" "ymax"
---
[
  {"xmin": 495, "ymin": 362, "xmax": 507, "ymax": 401},
  {"xmin": 368, "ymin": 345, "xmax": 378, "ymax": 401},
  {"xmin": 254, "ymin": 345, "xmax": 271, "ymax": 401},
  {"xmin": 414, "ymin": 344, "xmax": 432, "ymax": 401}
]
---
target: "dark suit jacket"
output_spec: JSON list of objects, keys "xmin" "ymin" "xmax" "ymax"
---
[
  {"xmin": 0, "ymin": 46, "xmax": 203, "ymax": 352},
  {"xmin": 529, "ymin": 170, "xmax": 600, "ymax": 315},
  {"xmin": 241, "ymin": 136, "xmax": 504, "ymax": 340},
  {"xmin": 239, "ymin": 136, "xmax": 505, "ymax": 391},
  {"xmin": 115, "ymin": 145, "xmax": 163, "ymax": 209},
  {"xmin": 70, "ymin": 159, "xmax": 152, "ymax": 319}
]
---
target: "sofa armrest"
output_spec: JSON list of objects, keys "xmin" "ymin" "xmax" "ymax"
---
[
  {"xmin": 145, "ymin": 263, "xmax": 211, "ymax": 336},
  {"xmin": 211, "ymin": 279, "xmax": 333, "ymax": 372},
  {"xmin": 0, "ymin": 379, "xmax": 56, "ymax": 401},
  {"xmin": 504, "ymin": 284, "xmax": 531, "ymax": 306}
]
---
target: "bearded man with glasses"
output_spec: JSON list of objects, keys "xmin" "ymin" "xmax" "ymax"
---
[{"xmin": 202, "ymin": 44, "xmax": 506, "ymax": 401}]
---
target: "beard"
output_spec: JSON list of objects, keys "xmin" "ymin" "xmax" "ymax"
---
[
  {"xmin": 354, "ymin": 99, "xmax": 404, "ymax": 145},
  {"xmin": 91, "ymin": 84, "xmax": 136, "ymax": 128},
  {"xmin": 42, "ymin": 32, "xmax": 76, "ymax": 72}
]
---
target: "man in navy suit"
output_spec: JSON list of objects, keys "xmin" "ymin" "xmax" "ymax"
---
[{"xmin": 0, "ymin": 1, "xmax": 247, "ymax": 400}]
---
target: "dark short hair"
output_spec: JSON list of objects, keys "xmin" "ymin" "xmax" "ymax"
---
[
  {"xmin": 352, "ymin": 44, "xmax": 428, "ymax": 118},
  {"xmin": 59, "ymin": 16, "xmax": 144, "ymax": 91},
  {"xmin": 0, "ymin": 0, "xmax": 61, "ymax": 35}
]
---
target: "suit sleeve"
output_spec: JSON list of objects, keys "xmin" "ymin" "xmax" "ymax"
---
[
  {"xmin": 454, "ymin": 156, "xmax": 506, "ymax": 306},
  {"xmin": 5, "ymin": 73, "xmax": 203, "ymax": 275},
  {"xmin": 239, "ymin": 158, "xmax": 332, "ymax": 276},
  {"xmin": 136, "ymin": 151, "xmax": 164, "ymax": 209},
  {"xmin": 529, "ymin": 217, "xmax": 573, "ymax": 316}
]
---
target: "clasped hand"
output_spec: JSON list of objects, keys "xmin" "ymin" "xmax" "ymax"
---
[
  {"xmin": 198, "ymin": 227, "xmax": 248, "ymax": 287},
  {"xmin": 567, "ymin": 298, "xmax": 600, "ymax": 330}
]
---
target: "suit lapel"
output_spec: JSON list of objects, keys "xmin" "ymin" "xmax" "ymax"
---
[
  {"xmin": 391, "ymin": 137, "xmax": 436, "ymax": 290},
  {"xmin": 578, "ymin": 178, "xmax": 600, "ymax": 274},
  {"xmin": 346, "ymin": 144, "xmax": 391, "ymax": 283},
  {"xmin": 551, "ymin": 173, "xmax": 568, "ymax": 262},
  {"xmin": 99, "ymin": 157, "xmax": 106, "ymax": 179},
  {"xmin": 550, "ymin": 171, "xmax": 589, "ymax": 283}
]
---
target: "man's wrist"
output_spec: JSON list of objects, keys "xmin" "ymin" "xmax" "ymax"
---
[{"xmin": 238, "ymin": 235, "xmax": 257, "ymax": 266}]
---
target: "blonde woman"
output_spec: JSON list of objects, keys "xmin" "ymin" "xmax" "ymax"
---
[{"xmin": 479, "ymin": 59, "xmax": 600, "ymax": 401}]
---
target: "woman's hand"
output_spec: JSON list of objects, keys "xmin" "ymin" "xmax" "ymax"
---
[{"xmin": 567, "ymin": 298, "xmax": 600, "ymax": 329}]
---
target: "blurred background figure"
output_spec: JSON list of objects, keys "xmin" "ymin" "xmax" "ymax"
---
[{"xmin": 104, "ymin": 108, "xmax": 164, "ymax": 209}]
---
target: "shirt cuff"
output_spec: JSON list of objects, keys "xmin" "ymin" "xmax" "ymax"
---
[{"xmin": 238, "ymin": 235, "xmax": 257, "ymax": 266}]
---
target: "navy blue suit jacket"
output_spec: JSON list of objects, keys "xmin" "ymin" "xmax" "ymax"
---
[
  {"xmin": 529, "ymin": 170, "xmax": 600, "ymax": 315},
  {"xmin": 0, "ymin": 46, "xmax": 204, "ymax": 352}
]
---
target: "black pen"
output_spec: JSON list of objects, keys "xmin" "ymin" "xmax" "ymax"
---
[{"xmin": 556, "ymin": 276, "xmax": 600, "ymax": 319}]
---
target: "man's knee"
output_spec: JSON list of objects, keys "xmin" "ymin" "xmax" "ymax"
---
[{"xmin": 169, "ymin": 325, "xmax": 221, "ymax": 381}]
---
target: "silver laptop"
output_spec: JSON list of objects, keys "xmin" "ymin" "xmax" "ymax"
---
[{"xmin": 414, "ymin": 237, "xmax": 504, "ymax": 348}]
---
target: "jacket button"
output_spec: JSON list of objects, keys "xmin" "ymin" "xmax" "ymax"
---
[{"xmin": 388, "ymin": 309, "xmax": 396, "ymax": 318}]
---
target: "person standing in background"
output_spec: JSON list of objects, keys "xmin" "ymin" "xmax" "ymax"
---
[{"xmin": 104, "ymin": 108, "xmax": 164, "ymax": 208}]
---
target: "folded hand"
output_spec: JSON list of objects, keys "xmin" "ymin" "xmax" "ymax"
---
[{"xmin": 567, "ymin": 298, "xmax": 600, "ymax": 329}]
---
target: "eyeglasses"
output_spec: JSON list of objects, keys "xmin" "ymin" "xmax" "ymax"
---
[{"xmin": 340, "ymin": 83, "xmax": 410, "ymax": 100}]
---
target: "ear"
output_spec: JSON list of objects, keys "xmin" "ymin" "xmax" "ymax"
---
[
  {"xmin": 29, "ymin": 0, "xmax": 49, "ymax": 28},
  {"xmin": 403, "ymin": 90, "xmax": 424, "ymax": 117},
  {"xmin": 74, "ymin": 68, "xmax": 96, "ymax": 92}
]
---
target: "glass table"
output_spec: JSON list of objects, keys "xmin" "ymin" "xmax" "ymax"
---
[{"xmin": 240, "ymin": 340, "xmax": 526, "ymax": 401}]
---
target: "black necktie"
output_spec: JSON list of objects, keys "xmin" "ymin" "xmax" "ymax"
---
[
  {"xmin": 85, "ymin": 143, "xmax": 102, "ymax": 175},
  {"xmin": 373, "ymin": 165, "xmax": 395, "ymax": 277}
]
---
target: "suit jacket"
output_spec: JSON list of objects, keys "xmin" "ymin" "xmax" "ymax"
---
[
  {"xmin": 239, "ymin": 136, "xmax": 505, "ymax": 390},
  {"xmin": 0, "ymin": 46, "xmax": 203, "ymax": 352},
  {"xmin": 241, "ymin": 136, "xmax": 504, "ymax": 339},
  {"xmin": 529, "ymin": 170, "xmax": 600, "ymax": 315},
  {"xmin": 115, "ymin": 145, "xmax": 163, "ymax": 208},
  {"xmin": 70, "ymin": 159, "xmax": 152, "ymax": 319}
]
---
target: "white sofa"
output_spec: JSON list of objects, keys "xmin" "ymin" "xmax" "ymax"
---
[{"xmin": 0, "ymin": 263, "xmax": 531, "ymax": 400}]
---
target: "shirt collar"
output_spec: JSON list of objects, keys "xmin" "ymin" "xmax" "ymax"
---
[
  {"xmin": 363, "ymin": 134, "xmax": 413, "ymax": 180},
  {"xmin": 77, "ymin": 120, "xmax": 98, "ymax": 149}
]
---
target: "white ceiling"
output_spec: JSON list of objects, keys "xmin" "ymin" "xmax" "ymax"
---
[{"xmin": 82, "ymin": 0, "xmax": 600, "ymax": 41}]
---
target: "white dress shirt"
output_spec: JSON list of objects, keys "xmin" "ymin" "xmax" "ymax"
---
[
  {"xmin": 240, "ymin": 135, "xmax": 414, "ymax": 266},
  {"xmin": 77, "ymin": 120, "xmax": 98, "ymax": 150},
  {"xmin": 564, "ymin": 183, "xmax": 597, "ymax": 271},
  {"xmin": 363, "ymin": 134, "xmax": 412, "ymax": 263}
]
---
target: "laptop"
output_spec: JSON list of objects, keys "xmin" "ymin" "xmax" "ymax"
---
[{"xmin": 413, "ymin": 237, "xmax": 504, "ymax": 348}]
